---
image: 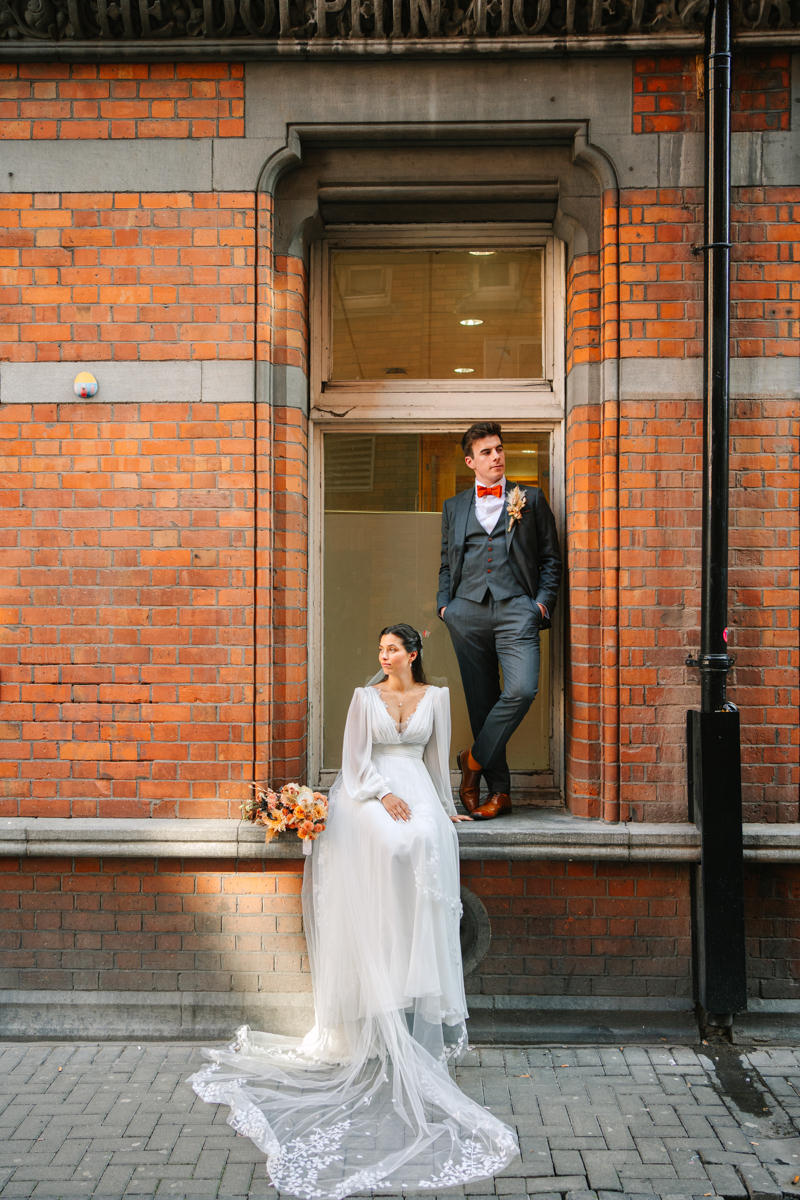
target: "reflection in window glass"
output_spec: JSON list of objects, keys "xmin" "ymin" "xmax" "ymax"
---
[
  {"xmin": 330, "ymin": 249, "xmax": 544, "ymax": 381},
  {"xmin": 323, "ymin": 431, "xmax": 551, "ymax": 772}
]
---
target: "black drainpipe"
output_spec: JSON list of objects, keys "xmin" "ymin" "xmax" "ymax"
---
[{"xmin": 686, "ymin": 0, "xmax": 747, "ymax": 1033}]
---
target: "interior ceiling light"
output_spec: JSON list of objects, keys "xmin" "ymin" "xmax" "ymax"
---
[
  {"xmin": 453, "ymin": 367, "xmax": 475, "ymax": 374},
  {"xmin": 459, "ymin": 318, "xmax": 484, "ymax": 327},
  {"xmin": 468, "ymin": 250, "xmax": 495, "ymax": 256}
]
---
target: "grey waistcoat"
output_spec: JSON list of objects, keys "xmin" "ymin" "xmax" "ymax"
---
[{"xmin": 455, "ymin": 504, "xmax": 525, "ymax": 602}]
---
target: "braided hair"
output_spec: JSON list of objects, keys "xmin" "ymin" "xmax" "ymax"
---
[{"xmin": 378, "ymin": 624, "xmax": 427, "ymax": 684}]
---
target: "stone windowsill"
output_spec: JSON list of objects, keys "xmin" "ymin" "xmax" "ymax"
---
[{"xmin": 0, "ymin": 812, "xmax": 797, "ymax": 861}]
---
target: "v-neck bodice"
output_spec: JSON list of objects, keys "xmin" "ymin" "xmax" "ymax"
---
[{"xmin": 370, "ymin": 683, "xmax": 433, "ymax": 739}]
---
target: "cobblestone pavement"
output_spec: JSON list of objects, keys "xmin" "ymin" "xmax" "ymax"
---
[{"xmin": 1, "ymin": 1040, "xmax": 799, "ymax": 1200}]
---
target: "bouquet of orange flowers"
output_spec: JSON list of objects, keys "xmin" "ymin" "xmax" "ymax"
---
[{"xmin": 243, "ymin": 782, "xmax": 328, "ymax": 853}]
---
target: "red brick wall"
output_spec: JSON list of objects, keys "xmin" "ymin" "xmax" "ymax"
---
[
  {"xmin": 0, "ymin": 401, "xmax": 255, "ymax": 817},
  {"xmin": 566, "ymin": 253, "xmax": 601, "ymax": 373},
  {"xmin": 1, "ymin": 191, "xmax": 254, "ymax": 363},
  {"xmin": 4, "ymin": 856, "xmax": 797, "ymax": 1009},
  {"xmin": 273, "ymin": 255, "xmax": 309, "ymax": 374},
  {"xmin": 744, "ymin": 865, "xmax": 800, "ymax": 1002},
  {"xmin": 0, "ymin": 59, "xmax": 796, "ymax": 826},
  {"xmin": 0, "ymin": 63, "xmax": 244, "ymax": 140},
  {"xmin": 268, "ymin": 405, "xmax": 309, "ymax": 783},
  {"xmin": 253, "ymin": 251, "xmax": 310, "ymax": 784},
  {"xmin": 733, "ymin": 187, "xmax": 800, "ymax": 359},
  {"xmin": 564, "ymin": 396, "xmax": 602, "ymax": 820},
  {"xmin": 570, "ymin": 397, "xmax": 799, "ymax": 825},
  {"xmin": 730, "ymin": 401, "xmax": 800, "ymax": 820},
  {"xmin": 0, "ymin": 855, "xmax": 694, "ymax": 1002},
  {"xmin": 462, "ymin": 861, "xmax": 693, "ymax": 998},
  {"xmin": 618, "ymin": 189, "xmax": 703, "ymax": 360},
  {"xmin": 0, "ymin": 856, "xmax": 308, "ymax": 993},
  {"xmin": 564, "ymin": 183, "xmax": 799, "ymax": 822},
  {"xmin": 633, "ymin": 51, "xmax": 791, "ymax": 135},
  {"xmin": 0, "ymin": 51, "xmax": 797, "ymax": 1024}
]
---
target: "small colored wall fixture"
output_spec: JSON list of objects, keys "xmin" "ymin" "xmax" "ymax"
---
[{"xmin": 73, "ymin": 371, "xmax": 98, "ymax": 398}]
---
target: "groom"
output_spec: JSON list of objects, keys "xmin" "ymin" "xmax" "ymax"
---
[{"xmin": 437, "ymin": 421, "xmax": 561, "ymax": 819}]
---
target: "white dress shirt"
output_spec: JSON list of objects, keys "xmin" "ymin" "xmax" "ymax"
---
[{"xmin": 474, "ymin": 477, "xmax": 506, "ymax": 534}]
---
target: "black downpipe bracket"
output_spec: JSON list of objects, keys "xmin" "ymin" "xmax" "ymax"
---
[{"xmin": 686, "ymin": 0, "xmax": 747, "ymax": 1029}]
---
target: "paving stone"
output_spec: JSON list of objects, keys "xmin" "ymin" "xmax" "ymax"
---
[
  {"xmin": 146, "ymin": 1122, "xmax": 183, "ymax": 1153},
  {"xmin": 737, "ymin": 1159, "xmax": 784, "ymax": 1200},
  {"xmin": 708, "ymin": 1121, "xmax": 764, "ymax": 1153},
  {"xmin": 152, "ymin": 1182, "xmax": 221, "ymax": 1197},
  {"xmin": 219, "ymin": 1161, "xmax": 257, "ymax": 1192},
  {"xmin": 552, "ymin": 1150, "xmax": 585, "ymax": 1175},
  {"xmin": 633, "ymin": 1135, "xmax": 671, "ymax": 1164},
  {"xmin": 597, "ymin": 1114, "xmax": 636, "ymax": 1150},
  {"xmin": 93, "ymin": 1164, "xmax": 137, "ymax": 1193},
  {"xmin": 478, "ymin": 1050, "xmax": 506, "ymax": 1067},
  {"xmin": 703, "ymin": 1160, "xmax": 749, "ymax": 1197},
  {"xmin": 3, "ymin": 1038, "xmax": 800, "ymax": 1199},
  {"xmin": 548, "ymin": 1137, "xmax": 607, "ymax": 1151},
  {"xmin": 668, "ymin": 1145, "xmax": 713, "ymax": 1179},
  {"xmin": 580, "ymin": 1151, "xmax": 622, "ymax": 1191},
  {"xmin": 539, "ymin": 1103, "xmax": 573, "ymax": 1129},
  {"xmin": 598, "ymin": 1050, "xmax": 629, "ymax": 1075},
  {"xmin": 597, "ymin": 1194, "xmax": 658, "ymax": 1200},
  {"xmin": 30, "ymin": 1184, "xmax": 100, "ymax": 1198},
  {"xmin": 658, "ymin": 1194, "xmax": 712, "ymax": 1200},
  {"xmin": 525, "ymin": 1176, "xmax": 588, "ymax": 1194},
  {"xmin": 47, "ymin": 1137, "xmax": 92, "ymax": 1170}
]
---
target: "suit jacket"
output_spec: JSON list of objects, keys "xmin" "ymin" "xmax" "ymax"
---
[{"xmin": 436, "ymin": 482, "xmax": 561, "ymax": 629}]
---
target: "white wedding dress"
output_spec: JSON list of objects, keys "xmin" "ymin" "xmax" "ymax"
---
[{"xmin": 189, "ymin": 684, "xmax": 519, "ymax": 1198}]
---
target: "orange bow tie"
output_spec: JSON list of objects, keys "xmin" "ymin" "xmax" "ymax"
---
[{"xmin": 476, "ymin": 485, "xmax": 502, "ymax": 499}]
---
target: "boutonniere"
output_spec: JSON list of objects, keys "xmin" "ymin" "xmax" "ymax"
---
[{"xmin": 506, "ymin": 485, "xmax": 527, "ymax": 532}]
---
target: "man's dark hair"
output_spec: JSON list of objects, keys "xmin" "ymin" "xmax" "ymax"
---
[{"xmin": 461, "ymin": 421, "xmax": 503, "ymax": 459}]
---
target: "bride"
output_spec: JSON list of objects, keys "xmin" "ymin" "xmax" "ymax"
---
[{"xmin": 189, "ymin": 623, "xmax": 519, "ymax": 1198}]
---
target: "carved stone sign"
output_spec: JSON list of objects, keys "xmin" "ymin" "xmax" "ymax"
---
[{"xmin": 0, "ymin": 0, "xmax": 796, "ymax": 43}]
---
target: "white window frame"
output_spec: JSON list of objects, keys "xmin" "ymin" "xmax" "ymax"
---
[
  {"xmin": 308, "ymin": 226, "xmax": 566, "ymax": 800},
  {"xmin": 311, "ymin": 225, "xmax": 564, "ymax": 423}
]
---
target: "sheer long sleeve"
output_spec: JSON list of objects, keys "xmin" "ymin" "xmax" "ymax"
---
[
  {"xmin": 423, "ymin": 687, "xmax": 456, "ymax": 817},
  {"xmin": 340, "ymin": 688, "xmax": 391, "ymax": 803}
]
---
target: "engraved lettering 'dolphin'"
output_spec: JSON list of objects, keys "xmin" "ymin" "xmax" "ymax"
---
[{"xmin": 1, "ymin": 0, "xmax": 786, "ymax": 46}]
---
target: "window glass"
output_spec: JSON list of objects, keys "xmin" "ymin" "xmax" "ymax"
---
[
  {"xmin": 330, "ymin": 249, "xmax": 544, "ymax": 381},
  {"xmin": 323, "ymin": 431, "xmax": 551, "ymax": 772}
]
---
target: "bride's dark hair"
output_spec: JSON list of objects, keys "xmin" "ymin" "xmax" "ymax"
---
[{"xmin": 379, "ymin": 624, "xmax": 427, "ymax": 684}]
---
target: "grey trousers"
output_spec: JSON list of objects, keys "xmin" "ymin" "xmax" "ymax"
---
[{"xmin": 443, "ymin": 592, "xmax": 541, "ymax": 795}]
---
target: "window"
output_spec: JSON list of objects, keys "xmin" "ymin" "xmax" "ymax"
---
[
  {"xmin": 320, "ymin": 431, "xmax": 555, "ymax": 787},
  {"xmin": 311, "ymin": 228, "xmax": 564, "ymax": 423},
  {"xmin": 309, "ymin": 229, "xmax": 564, "ymax": 801}
]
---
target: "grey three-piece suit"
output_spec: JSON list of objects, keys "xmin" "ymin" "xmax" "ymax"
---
[{"xmin": 437, "ymin": 482, "xmax": 561, "ymax": 795}]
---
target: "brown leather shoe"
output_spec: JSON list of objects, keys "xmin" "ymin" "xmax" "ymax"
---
[
  {"xmin": 472, "ymin": 792, "xmax": 512, "ymax": 820},
  {"xmin": 457, "ymin": 749, "xmax": 482, "ymax": 814}
]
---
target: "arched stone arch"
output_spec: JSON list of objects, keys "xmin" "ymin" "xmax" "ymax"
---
[{"xmin": 254, "ymin": 122, "xmax": 622, "ymax": 814}]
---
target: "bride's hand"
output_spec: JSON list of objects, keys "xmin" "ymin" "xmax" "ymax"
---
[
  {"xmin": 381, "ymin": 792, "xmax": 411, "ymax": 822},
  {"xmin": 451, "ymin": 814, "xmax": 473, "ymax": 822}
]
